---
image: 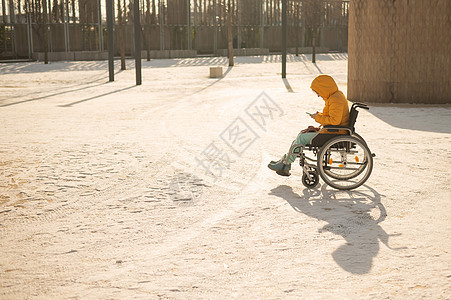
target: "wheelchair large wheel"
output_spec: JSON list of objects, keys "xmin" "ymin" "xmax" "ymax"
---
[
  {"xmin": 324, "ymin": 145, "xmax": 367, "ymax": 180},
  {"xmin": 317, "ymin": 136, "xmax": 373, "ymax": 190},
  {"xmin": 352, "ymin": 132, "xmax": 368, "ymax": 147}
]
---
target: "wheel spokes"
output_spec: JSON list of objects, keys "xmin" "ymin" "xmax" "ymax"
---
[{"xmin": 317, "ymin": 136, "xmax": 373, "ymax": 190}]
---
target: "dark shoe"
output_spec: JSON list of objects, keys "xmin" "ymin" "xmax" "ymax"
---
[
  {"xmin": 269, "ymin": 154, "xmax": 287, "ymax": 166},
  {"xmin": 268, "ymin": 159, "xmax": 291, "ymax": 177},
  {"xmin": 276, "ymin": 169, "xmax": 291, "ymax": 177}
]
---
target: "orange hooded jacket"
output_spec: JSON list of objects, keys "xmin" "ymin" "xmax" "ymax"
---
[{"xmin": 310, "ymin": 75, "xmax": 349, "ymax": 133}]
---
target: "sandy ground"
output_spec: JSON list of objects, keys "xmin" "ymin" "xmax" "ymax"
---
[{"xmin": 0, "ymin": 54, "xmax": 450, "ymax": 299}]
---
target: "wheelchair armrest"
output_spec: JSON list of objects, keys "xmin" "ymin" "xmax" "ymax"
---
[{"xmin": 322, "ymin": 125, "xmax": 352, "ymax": 133}]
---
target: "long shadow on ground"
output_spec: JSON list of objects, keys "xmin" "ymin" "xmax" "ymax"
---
[
  {"xmin": 0, "ymin": 69, "xmax": 125, "ymax": 108},
  {"xmin": 365, "ymin": 104, "xmax": 451, "ymax": 134},
  {"xmin": 269, "ymin": 184, "xmax": 404, "ymax": 274},
  {"xmin": 0, "ymin": 54, "xmax": 347, "ymax": 74},
  {"xmin": 59, "ymin": 85, "xmax": 137, "ymax": 107}
]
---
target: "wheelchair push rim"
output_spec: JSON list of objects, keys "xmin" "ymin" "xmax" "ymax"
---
[{"xmin": 317, "ymin": 135, "xmax": 373, "ymax": 190}]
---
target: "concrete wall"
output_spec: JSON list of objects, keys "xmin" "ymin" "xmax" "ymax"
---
[
  {"xmin": 216, "ymin": 48, "xmax": 269, "ymax": 57},
  {"xmin": 140, "ymin": 50, "xmax": 197, "ymax": 59},
  {"xmin": 32, "ymin": 50, "xmax": 197, "ymax": 61},
  {"xmin": 348, "ymin": 0, "xmax": 451, "ymax": 104},
  {"xmin": 9, "ymin": 24, "xmax": 345, "ymax": 59},
  {"xmin": 32, "ymin": 51, "xmax": 108, "ymax": 61},
  {"xmin": 287, "ymin": 47, "xmax": 329, "ymax": 54}
]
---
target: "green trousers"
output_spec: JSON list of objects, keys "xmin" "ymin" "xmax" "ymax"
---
[{"xmin": 286, "ymin": 132, "xmax": 317, "ymax": 164}]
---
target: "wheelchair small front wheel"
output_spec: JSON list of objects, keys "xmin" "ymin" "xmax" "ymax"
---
[
  {"xmin": 302, "ymin": 171, "xmax": 319, "ymax": 188},
  {"xmin": 317, "ymin": 135, "xmax": 373, "ymax": 190}
]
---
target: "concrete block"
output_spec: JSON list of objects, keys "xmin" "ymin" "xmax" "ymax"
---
[{"xmin": 210, "ymin": 66, "xmax": 223, "ymax": 78}]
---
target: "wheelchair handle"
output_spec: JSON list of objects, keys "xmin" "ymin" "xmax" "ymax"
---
[{"xmin": 351, "ymin": 102, "xmax": 369, "ymax": 110}]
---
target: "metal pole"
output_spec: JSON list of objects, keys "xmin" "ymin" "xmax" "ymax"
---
[
  {"xmin": 2, "ymin": 0, "xmax": 5, "ymax": 54},
  {"xmin": 9, "ymin": 0, "xmax": 16, "ymax": 58},
  {"xmin": 213, "ymin": 0, "xmax": 217, "ymax": 55},
  {"xmin": 61, "ymin": 0, "xmax": 67, "ymax": 52},
  {"xmin": 42, "ymin": 0, "xmax": 48, "ymax": 63},
  {"xmin": 98, "ymin": 0, "xmax": 103, "ymax": 52},
  {"xmin": 237, "ymin": 0, "xmax": 241, "ymax": 49},
  {"xmin": 106, "ymin": 0, "xmax": 114, "ymax": 81},
  {"xmin": 260, "ymin": 0, "xmax": 263, "ymax": 49},
  {"xmin": 193, "ymin": 0, "xmax": 196, "ymax": 50},
  {"xmin": 65, "ymin": 0, "xmax": 70, "ymax": 52},
  {"xmin": 26, "ymin": 0, "xmax": 32, "ymax": 59},
  {"xmin": 134, "ymin": 0, "xmax": 142, "ymax": 85},
  {"xmin": 187, "ymin": 0, "xmax": 191, "ymax": 50},
  {"xmin": 227, "ymin": 0, "xmax": 233, "ymax": 66},
  {"xmin": 158, "ymin": 0, "xmax": 164, "ymax": 50},
  {"xmin": 281, "ymin": 0, "xmax": 287, "ymax": 78}
]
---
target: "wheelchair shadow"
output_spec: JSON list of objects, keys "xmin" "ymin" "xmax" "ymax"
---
[{"xmin": 269, "ymin": 184, "xmax": 404, "ymax": 274}]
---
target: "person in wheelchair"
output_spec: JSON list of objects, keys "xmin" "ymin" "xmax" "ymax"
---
[{"xmin": 268, "ymin": 75, "xmax": 350, "ymax": 177}]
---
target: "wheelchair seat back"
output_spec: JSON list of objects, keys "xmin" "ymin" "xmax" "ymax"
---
[
  {"xmin": 348, "ymin": 102, "xmax": 368, "ymax": 132},
  {"xmin": 349, "ymin": 108, "xmax": 359, "ymax": 132}
]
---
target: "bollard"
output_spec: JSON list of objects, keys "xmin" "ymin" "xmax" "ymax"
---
[{"xmin": 209, "ymin": 66, "xmax": 223, "ymax": 78}]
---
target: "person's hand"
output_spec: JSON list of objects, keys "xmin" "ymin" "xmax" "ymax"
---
[
  {"xmin": 301, "ymin": 126, "xmax": 320, "ymax": 133},
  {"xmin": 310, "ymin": 111, "xmax": 319, "ymax": 119}
]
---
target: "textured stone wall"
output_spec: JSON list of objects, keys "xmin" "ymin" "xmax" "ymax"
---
[{"xmin": 348, "ymin": 0, "xmax": 451, "ymax": 103}]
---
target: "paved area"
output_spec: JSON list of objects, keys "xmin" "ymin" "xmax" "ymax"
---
[{"xmin": 0, "ymin": 55, "xmax": 450, "ymax": 299}]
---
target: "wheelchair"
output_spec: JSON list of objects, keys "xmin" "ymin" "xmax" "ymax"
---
[{"xmin": 286, "ymin": 103, "xmax": 375, "ymax": 190}]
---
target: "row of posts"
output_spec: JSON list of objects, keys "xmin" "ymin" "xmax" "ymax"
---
[
  {"xmin": 0, "ymin": 0, "xmax": 288, "ymax": 83},
  {"xmin": 105, "ymin": 0, "xmax": 286, "ymax": 85},
  {"xmin": 107, "ymin": 0, "xmax": 140, "ymax": 84},
  {"xmin": 107, "ymin": 0, "xmax": 287, "ymax": 85}
]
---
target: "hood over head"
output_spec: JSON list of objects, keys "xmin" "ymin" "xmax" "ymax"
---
[{"xmin": 310, "ymin": 75, "xmax": 339, "ymax": 100}]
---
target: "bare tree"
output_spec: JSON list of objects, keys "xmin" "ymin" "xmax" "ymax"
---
[
  {"xmin": 304, "ymin": 0, "xmax": 322, "ymax": 63},
  {"xmin": 51, "ymin": 0, "xmax": 59, "ymax": 22},
  {"xmin": 1, "ymin": 0, "xmax": 350, "ymax": 59},
  {"xmin": 295, "ymin": 0, "xmax": 301, "ymax": 56},
  {"xmin": 145, "ymin": 0, "xmax": 151, "ymax": 60},
  {"xmin": 151, "ymin": 0, "xmax": 156, "ymax": 23}
]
